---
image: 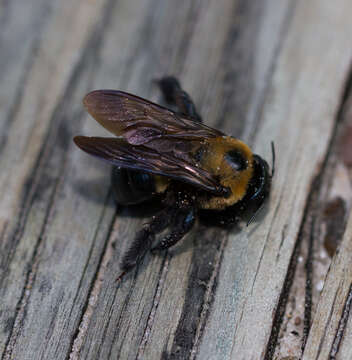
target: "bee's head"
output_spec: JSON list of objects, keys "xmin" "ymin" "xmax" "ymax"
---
[
  {"xmin": 244, "ymin": 143, "xmax": 275, "ymax": 225},
  {"xmin": 248, "ymin": 155, "xmax": 271, "ymax": 203}
]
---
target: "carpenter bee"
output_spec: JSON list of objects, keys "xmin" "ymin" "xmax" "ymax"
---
[{"xmin": 74, "ymin": 77, "xmax": 273, "ymax": 281}]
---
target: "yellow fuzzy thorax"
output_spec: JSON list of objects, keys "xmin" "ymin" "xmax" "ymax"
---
[{"xmin": 198, "ymin": 136, "xmax": 254, "ymax": 210}]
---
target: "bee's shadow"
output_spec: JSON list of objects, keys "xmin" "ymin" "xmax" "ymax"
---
[
  {"xmin": 73, "ymin": 176, "xmax": 112, "ymax": 206},
  {"xmin": 74, "ymin": 176, "xmax": 164, "ymax": 218},
  {"xmin": 74, "ymin": 176, "xmax": 271, "ymax": 226}
]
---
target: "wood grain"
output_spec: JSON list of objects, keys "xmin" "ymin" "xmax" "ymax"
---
[
  {"xmin": 1, "ymin": 0, "xmax": 352, "ymax": 359},
  {"xmin": 302, "ymin": 211, "xmax": 352, "ymax": 360},
  {"xmin": 199, "ymin": 0, "xmax": 352, "ymax": 358}
]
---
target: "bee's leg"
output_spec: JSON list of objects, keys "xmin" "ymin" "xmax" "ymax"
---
[
  {"xmin": 117, "ymin": 207, "xmax": 177, "ymax": 281},
  {"xmin": 151, "ymin": 207, "xmax": 196, "ymax": 251},
  {"xmin": 155, "ymin": 76, "xmax": 202, "ymax": 123}
]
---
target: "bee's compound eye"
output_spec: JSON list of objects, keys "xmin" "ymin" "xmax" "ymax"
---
[{"xmin": 225, "ymin": 150, "xmax": 248, "ymax": 171}]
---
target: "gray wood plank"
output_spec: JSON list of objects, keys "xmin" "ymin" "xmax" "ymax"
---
[
  {"xmin": 337, "ymin": 299, "xmax": 352, "ymax": 360},
  {"xmin": 0, "ymin": 0, "xmax": 53, "ymax": 143},
  {"xmin": 74, "ymin": 0, "xmax": 295, "ymax": 359},
  {"xmin": 272, "ymin": 66, "xmax": 352, "ymax": 357},
  {"xmin": 298, "ymin": 87, "xmax": 352, "ymax": 360},
  {"xmin": 1, "ymin": 0, "xmax": 352, "ymax": 359},
  {"xmin": 198, "ymin": 0, "xmax": 352, "ymax": 358},
  {"xmin": 302, "ymin": 210, "xmax": 352, "ymax": 360},
  {"xmin": 0, "ymin": 0, "xmax": 110, "ymax": 357}
]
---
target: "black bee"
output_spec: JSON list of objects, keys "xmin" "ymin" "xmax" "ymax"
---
[{"xmin": 74, "ymin": 77, "xmax": 273, "ymax": 281}]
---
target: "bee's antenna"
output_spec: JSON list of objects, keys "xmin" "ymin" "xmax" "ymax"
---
[{"xmin": 271, "ymin": 141, "xmax": 276, "ymax": 177}]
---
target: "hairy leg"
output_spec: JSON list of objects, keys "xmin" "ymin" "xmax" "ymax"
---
[
  {"xmin": 116, "ymin": 185, "xmax": 196, "ymax": 281},
  {"xmin": 152, "ymin": 207, "xmax": 196, "ymax": 251},
  {"xmin": 116, "ymin": 207, "xmax": 177, "ymax": 281}
]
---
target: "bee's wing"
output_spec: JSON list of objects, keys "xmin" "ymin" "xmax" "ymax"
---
[
  {"xmin": 83, "ymin": 90, "xmax": 223, "ymax": 145},
  {"xmin": 74, "ymin": 136, "xmax": 225, "ymax": 195}
]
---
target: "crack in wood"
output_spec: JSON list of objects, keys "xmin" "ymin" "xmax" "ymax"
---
[
  {"xmin": 160, "ymin": 228, "xmax": 226, "ymax": 360},
  {"xmin": 189, "ymin": 234, "xmax": 228, "ymax": 360},
  {"xmin": 68, "ymin": 198, "xmax": 117, "ymax": 360},
  {"xmin": 136, "ymin": 254, "xmax": 170, "ymax": 360},
  {"xmin": 264, "ymin": 176, "xmax": 319, "ymax": 360},
  {"xmin": 329, "ymin": 282, "xmax": 352, "ymax": 359},
  {"xmin": 302, "ymin": 216, "xmax": 315, "ymax": 350},
  {"xmin": 109, "ymin": 268, "xmax": 143, "ymax": 360},
  {"xmin": 276, "ymin": 223, "xmax": 288, "ymax": 263},
  {"xmin": 251, "ymin": 233, "xmax": 268, "ymax": 295},
  {"xmin": 300, "ymin": 217, "xmax": 315, "ymax": 351},
  {"xmin": 316, "ymin": 288, "xmax": 339, "ymax": 359}
]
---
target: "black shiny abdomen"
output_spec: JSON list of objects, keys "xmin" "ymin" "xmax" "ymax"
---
[{"xmin": 111, "ymin": 166, "xmax": 156, "ymax": 205}]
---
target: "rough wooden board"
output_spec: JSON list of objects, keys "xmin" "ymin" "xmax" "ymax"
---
[
  {"xmin": 272, "ymin": 75, "xmax": 352, "ymax": 357},
  {"xmin": 295, "ymin": 94, "xmax": 352, "ymax": 358},
  {"xmin": 0, "ymin": 0, "xmax": 52, "ymax": 141},
  {"xmin": 199, "ymin": 0, "xmax": 352, "ymax": 358},
  {"xmin": 337, "ymin": 297, "xmax": 352, "ymax": 360},
  {"xmin": 302, "ymin": 210, "xmax": 352, "ymax": 360},
  {"xmin": 74, "ymin": 0, "xmax": 295, "ymax": 359},
  {"xmin": 1, "ymin": 0, "xmax": 352, "ymax": 359},
  {"xmin": 0, "ymin": 0, "xmax": 111, "ymax": 356}
]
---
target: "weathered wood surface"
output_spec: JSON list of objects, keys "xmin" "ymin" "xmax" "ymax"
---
[
  {"xmin": 302, "ymin": 210, "xmax": 352, "ymax": 359},
  {"xmin": 1, "ymin": 0, "xmax": 352, "ymax": 359}
]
